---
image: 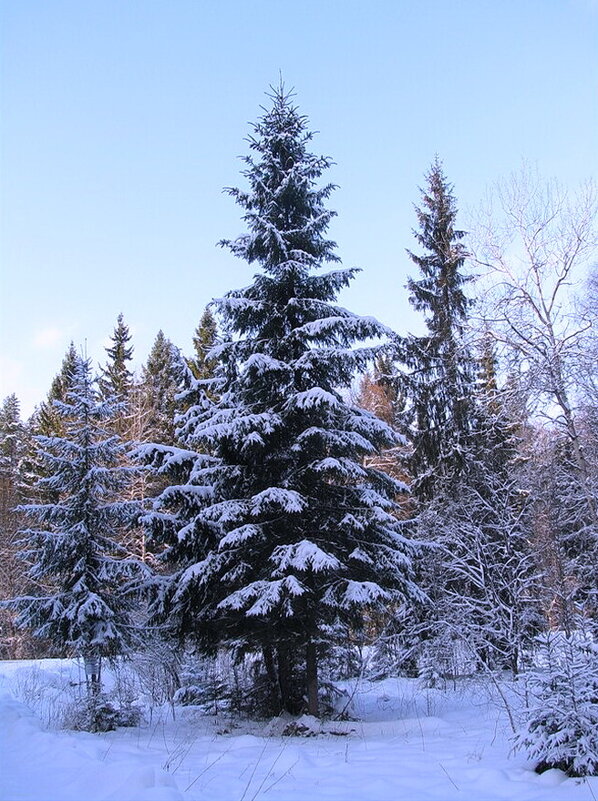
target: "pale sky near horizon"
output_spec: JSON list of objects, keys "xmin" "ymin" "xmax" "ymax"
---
[{"xmin": 1, "ymin": 0, "xmax": 597, "ymax": 418}]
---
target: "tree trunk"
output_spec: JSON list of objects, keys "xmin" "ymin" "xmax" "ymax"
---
[
  {"xmin": 306, "ymin": 640, "xmax": 319, "ymax": 717},
  {"xmin": 276, "ymin": 644, "xmax": 295, "ymax": 714},
  {"xmin": 262, "ymin": 645, "xmax": 281, "ymax": 713},
  {"xmin": 551, "ymin": 359, "xmax": 598, "ymax": 528},
  {"xmin": 84, "ymin": 651, "xmax": 102, "ymax": 697}
]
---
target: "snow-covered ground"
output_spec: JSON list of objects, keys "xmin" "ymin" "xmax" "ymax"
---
[{"xmin": 1, "ymin": 659, "xmax": 597, "ymax": 801}]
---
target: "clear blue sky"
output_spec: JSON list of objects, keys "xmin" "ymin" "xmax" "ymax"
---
[{"xmin": 2, "ymin": 0, "xmax": 597, "ymax": 417}]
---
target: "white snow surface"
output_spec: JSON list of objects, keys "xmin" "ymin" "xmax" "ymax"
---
[{"xmin": 1, "ymin": 658, "xmax": 597, "ymax": 801}]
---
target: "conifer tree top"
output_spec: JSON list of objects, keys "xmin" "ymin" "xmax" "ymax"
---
[
  {"xmin": 48, "ymin": 342, "xmax": 78, "ymax": 403},
  {"xmin": 100, "ymin": 313, "xmax": 134, "ymax": 402},
  {"xmin": 221, "ymin": 83, "xmax": 340, "ymax": 275},
  {"xmin": 406, "ymin": 157, "xmax": 472, "ymax": 340}
]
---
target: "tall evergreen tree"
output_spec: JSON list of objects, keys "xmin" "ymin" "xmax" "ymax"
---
[
  {"xmin": 189, "ymin": 307, "xmax": 219, "ymax": 383},
  {"xmin": 33, "ymin": 342, "xmax": 79, "ymax": 438},
  {"xmin": 0, "ymin": 395, "xmax": 32, "ymax": 657},
  {"xmin": 396, "ymin": 158, "xmax": 474, "ymax": 501},
  {"xmin": 390, "ymin": 162, "xmax": 539, "ymax": 678},
  {"xmin": 7, "ymin": 357, "xmax": 147, "ymax": 690},
  {"xmin": 99, "ymin": 313, "xmax": 134, "ymax": 404},
  {"xmin": 142, "ymin": 86, "xmax": 424, "ymax": 716},
  {"xmin": 139, "ymin": 331, "xmax": 182, "ymax": 445},
  {"xmin": 0, "ymin": 395, "xmax": 28, "ymax": 507}
]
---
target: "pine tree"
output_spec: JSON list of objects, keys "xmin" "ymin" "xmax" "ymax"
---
[
  {"xmin": 142, "ymin": 86, "xmax": 424, "ymax": 717},
  {"xmin": 139, "ymin": 331, "xmax": 182, "ymax": 445},
  {"xmin": 99, "ymin": 313, "xmax": 134, "ymax": 404},
  {"xmin": 33, "ymin": 342, "xmax": 79, "ymax": 438},
  {"xmin": 515, "ymin": 629, "xmax": 598, "ymax": 777},
  {"xmin": 390, "ymin": 160, "xmax": 476, "ymax": 678},
  {"xmin": 189, "ymin": 307, "xmax": 219, "ymax": 383},
  {"xmin": 0, "ymin": 394, "xmax": 28, "ymax": 509},
  {"xmin": 7, "ymin": 357, "xmax": 147, "ymax": 693},
  {"xmin": 397, "ymin": 157, "xmax": 474, "ymax": 501},
  {"xmin": 0, "ymin": 395, "xmax": 32, "ymax": 657},
  {"xmin": 390, "ymin": 164, "xmax": 544, "ymax": 678}
]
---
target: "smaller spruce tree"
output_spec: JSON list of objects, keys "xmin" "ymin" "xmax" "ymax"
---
[
  {"xmin": 8, "ymin": 356, "xmax": 148, "ymax": 696},
  {"xmin": 139, "ymin": 331, "xmax": 182, "ymax": 445},
  {"xmin": 99, "ymin": 313, "xmax": 134, "ymax": 404},
  {"xmin": 0, "ymin": 395, "xmax": 32, "ymax": 657},
  {"xmin": 189, "ymin": 307, "xmax": 219, "ymax": 383},
  {"xmin": 34, "ymin": 342, "xmax": 79, "ymax": 438},
  {"xmin": 515, "ymin": 629, "xmax": 598, "ymax": 777}
]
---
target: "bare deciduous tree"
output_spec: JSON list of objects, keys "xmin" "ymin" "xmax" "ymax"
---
[{"xmin": 473, "ymin": 167, "xmax": 598, "ymax": 529}]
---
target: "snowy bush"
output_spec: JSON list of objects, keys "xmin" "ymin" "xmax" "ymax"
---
[
  {"xmin": 514, "ymin": 631, "xmax": 598, "ymax": 777},
  {"xmin": 417, "ymin": 633, "xmax": 478, "ymax": 689},
  {"xmin": 114, "ymin": 703, "xmax": 144, "ymax": 727},
  {"xmin": 65, "ymin": 695, "xmax": 121, "ymax": 733},
  {"xmin": 171, "ymin": 650, "xmax": 228, "ymax": 711},
  {"xmin": 173, "ymin": 672, "xmax": 230, "ymax": 713},
  {"xmin": 63, "ymin": 684, "xmax": 144, "ymax": 732},
  {"xmin": 131, "ymin": 638, "xmax": 182, "ymax": 707}
]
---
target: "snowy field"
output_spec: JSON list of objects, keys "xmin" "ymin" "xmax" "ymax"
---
[{"xmin": 1, "ymin": 659, "xmax": 597, "ymax": 801}]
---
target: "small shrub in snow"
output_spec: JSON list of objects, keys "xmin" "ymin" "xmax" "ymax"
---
[
  {"xmin": 319, "ymin": 682, "xmax": 356, "ymax": 720},
  {"xmin": 173, "ymin": 651, "xmax": 231, "ymax": 712},
  {"xmin": 282, "ymin": 714, "xmax": 321, "ymax": 737},
  {"xmin": 131, "ymin": 639, "xmax": 182, "ymax": 707},
  {"xmin": 173, "ymin": 679, "xmax": 230, "ymax": 712},
  {"xmin": 114, "ymin": 703, "xmax": 144, "ymax": 727},
  {"xmin": 514, "ymin": 631, "xmax": 598, "ymax": 777},
  {"xmin": 66, "ymin": 695, "xmax": 120, "ymax": 733},
  {"xmin": 417, "ymin": 633, "xmax": 476, "ymax": 689}
]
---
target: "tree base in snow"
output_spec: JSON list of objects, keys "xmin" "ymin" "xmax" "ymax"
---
[
  {"xmin": 281, "ymin": 714, "xmax": 321, "ymax": 737},
  {"xmin": 534, "ymin": 759, "xmax": 597, "ymax": 779}
]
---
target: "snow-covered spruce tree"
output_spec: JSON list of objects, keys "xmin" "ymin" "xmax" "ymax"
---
[
  {"xmin": 0, "ymin": 395, "xmax": 33, "ymax": 658},
  {"xmin": 189, "ymin": 306, "xmax": 219, "ymax": 383},
  {"xmin": 7, "ymin": 356, "xmax": 148, "ymax": 698},
  {"xmin": 515, "ymin": 629, "xmax": 598, "ymax": 777},
  {"xmin": 33, "ymin": 342, "xmax": 79, "ymax": 439},
  {"xmin": 99, "ymin": 313, "xmax": 134, "ymax": 405},
  {"xmin": 389, "ymin": 167, "xmax": 541, "ymax": 680},
  {"xmin": 142, "ymin": 85, "xmax": 424, "ymax": 717},
  {"xmin": 139, "ymin": 330, "xmax": 183, "ymax": 446},
  {"xmin": 389, "ymin": 160, "xmax": 479, "ymax": 678},
  {"xmin": 396, "ymin": 157, "xmax": 475, "ymax": 502}
]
